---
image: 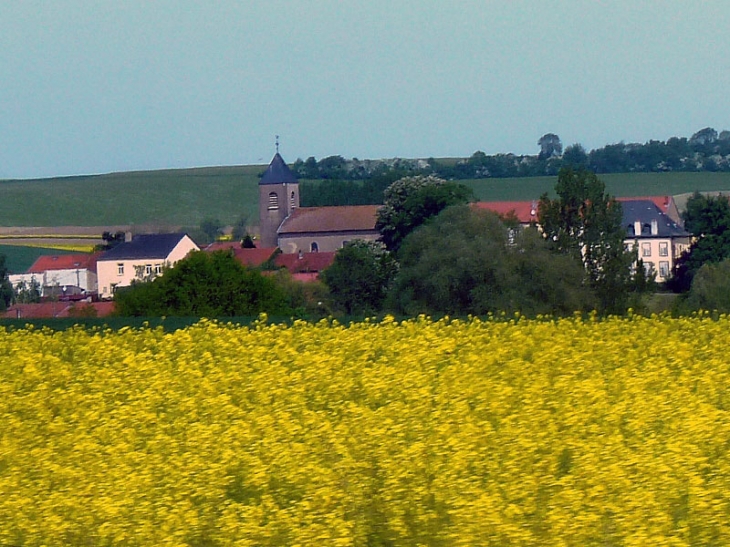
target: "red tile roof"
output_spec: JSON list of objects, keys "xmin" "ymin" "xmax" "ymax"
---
[
  {"xmin": 204, "ymin": 241, "xmax": 241, "ymax": 252},
  {"xmin": 279, "ymin": 206, "xmax": 380, "ymax": 234},
  {"xmin": 274, "ymin": 251, "xmax": 336, "ymax": 273},
  {"xmin": 475, "ymin": 196, "xmax": 674, "ymax": 224},
  {"xmin": 1, "ymin": 301, "xmax": 115, "ymax": 319},
  {"xmin": 203, "ymin": 243, "xmax": 278, "ymax": 267},
  {"xmin": 474, "ymin": 201, "xmax": 539, "ymax": 224},
  {"xmin": 232, "ymin": 247, "xmax": 278, "ymax": 266},
  {"xmin": 27, "ymin": 253, "xmax": 101, "ymax": 274}
]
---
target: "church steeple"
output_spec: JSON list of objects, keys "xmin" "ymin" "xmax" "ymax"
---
[{"xmin": 258, "ymin": 147, "xmax": 300, "ymax": 248}]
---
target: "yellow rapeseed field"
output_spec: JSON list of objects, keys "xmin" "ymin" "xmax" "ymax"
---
[{"xmin": 1, "ymin": 314, "xmax": 729, "ymax": 546}]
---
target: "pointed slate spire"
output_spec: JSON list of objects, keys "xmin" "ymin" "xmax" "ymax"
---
[{"xmin": 259, "ymin": 153, "xmax": 298, "ymax": 185}]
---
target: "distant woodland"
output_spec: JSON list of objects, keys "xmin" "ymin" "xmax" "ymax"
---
[{"xmin": 297, "ymin": 127, "xmax": 730, "ymax": 207}]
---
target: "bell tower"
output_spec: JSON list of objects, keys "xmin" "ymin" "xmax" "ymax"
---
[{"xmin": 258, "ymin": 142, "xmax": 299, "ymax": 248}]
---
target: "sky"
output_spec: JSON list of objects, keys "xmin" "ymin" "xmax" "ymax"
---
[{"xmin": 1, "ymin": 1, "xmax": 729, "ymax": 179}]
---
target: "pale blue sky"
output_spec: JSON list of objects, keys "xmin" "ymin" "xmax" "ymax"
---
[{"xmin": 1, "ymin": 1, "xmax": 729, "ymax": 179}]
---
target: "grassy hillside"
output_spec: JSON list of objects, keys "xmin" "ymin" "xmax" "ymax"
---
[
  {"xmin": 0, "ymin": 165, "xmax": 264, "ymax": 227},
  {"xmin": 3, "ymin": 167, "xmax": 730, "ymax": 227}
]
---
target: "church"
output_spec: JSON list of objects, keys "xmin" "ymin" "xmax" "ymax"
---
[{"xmin": 257, "ymin": 152, "xmax": 380, "ymax": 254}]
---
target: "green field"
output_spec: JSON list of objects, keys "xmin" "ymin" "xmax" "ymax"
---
[
  {"xmin": 464, "ymin": 171, "xmax": 730, "ymax": 202},
  {"xmin": 0, "ymin": 245, "xmax": 77, "ymax": 274},
  {"xmin": 3, "ymin": 167, "xmax": 730, "ymax": 227},
  {"xmin": 0, "ymin": 165, "xmax": 265, "ymax": 227}
]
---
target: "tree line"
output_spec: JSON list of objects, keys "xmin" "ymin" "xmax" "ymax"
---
[{"xmin": 295, "ymin": 127, "xmax": 730, "ymax": 208}]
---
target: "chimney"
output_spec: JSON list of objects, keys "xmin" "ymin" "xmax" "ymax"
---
[
  {"xmin": 125, "ymin": 231, "xmax": 133, "ymax": 242},
  {"xmin": 651, "ymin": 219, "xmax": 658, "ymax": 236},
  {"xmin": 634, "ymin": 220, "xmax": 642, "ymax": 236}
]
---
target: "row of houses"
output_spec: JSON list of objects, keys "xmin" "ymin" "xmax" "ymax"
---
[{"xmin": 5, "ymin": 153, "xmax": 692, "ymax": 317}]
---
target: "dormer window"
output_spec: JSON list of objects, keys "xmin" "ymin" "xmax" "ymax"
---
[{"xmin": 268, "ymin": 192, "xmax": 279, "ymax": 210}]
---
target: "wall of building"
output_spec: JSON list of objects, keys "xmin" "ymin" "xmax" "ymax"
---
[
  {"xmin": 625, "ymin": 236, "xmax": 691, "ymax": 280},
  {"xmin": 278, "ymin": 232, "xmax": 380, "ymax": 254},
  {"xmin": 259, "ymin": 182, "xmax": 299, "ymax": 248}
]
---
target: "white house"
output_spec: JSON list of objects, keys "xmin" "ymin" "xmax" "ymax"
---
[
  {"xmin": 96, "ymin": 233, "xmax": 199, "ymax": 298},
  {"xmin": 9, "ymin": 253, "xmax": 100, "ymax": 299}
]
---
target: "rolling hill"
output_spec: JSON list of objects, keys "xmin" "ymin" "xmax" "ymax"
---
[{"xmin": 2, "ymin": 165, "xmax": 730, "ymax": 228}]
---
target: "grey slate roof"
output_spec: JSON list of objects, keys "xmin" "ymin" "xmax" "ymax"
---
[
  {"xmin": 621, "ymin": 200, "xmax": 689, "ymax": 238},
  {"xmin": 259, "ymin": 153, "xmax": 298, "ymax": 185},
  {"xmin": 99, "ymin": 233, "xmax": 192, "ymax": 261}
]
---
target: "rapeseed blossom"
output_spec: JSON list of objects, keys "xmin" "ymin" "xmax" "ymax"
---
[{"xmin": 1, "ymin": 314, "xmax": 729, "ymax": 545}]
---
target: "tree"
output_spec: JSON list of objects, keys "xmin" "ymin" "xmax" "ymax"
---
[
  {"xmin": 537, "ymin": 168, "xmax": 643, "ymax": 314},
  {"xmin": 562, "ymin": 143, "xmax": 588, "ymax": 168},
  {"xmin": 241, "ymin": 234, "xmax": 256, "ymax": 249},
  {"xmin": 230, "ymin": 215, "xmax": 250, "ymax": 242},
  {"xmin": 538, "ymin": 133, "xmax": 562, "ymax": 160},
  {"xmin": 682, "ymin": 258, "xmax": 730, "ymax": 313},
  {"xmin": 13, "ymin": 278, "xmax": 41, "ymax": 304},
  {"xmin": 689, "ymin": 127, "xmax": 718, "ymax": 147},
  {"xmin": 670, "ymin": 192, "xmax": 730, "ymax": 292},
  {"xmin": 0, "ymin": 255, "xmax": 12, "ymax": 311},
  {"xmin": 321, "ymin": 240, "xmax": 398, "ymax": 315},
  {"xmin": 188, "ymin": 218, "xmax": 224, "ymax": 246},
  {"xmin": 375, "ymin": 175, "xmax": 474, "ymax": 253},
  {"xmin": 389, "ymin": 206, "xmax": 593, "ymax": 316},
  {"xmin": 114, "ymin": 250, "xmax": 291, "ymax": 317},
  {"xmin": 95, "ymin": 230, "xmax": 126, "ymax": 251}
]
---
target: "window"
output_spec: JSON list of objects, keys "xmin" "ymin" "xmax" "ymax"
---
[
  {"xmin": 145, "ymin": 264, "xmax": 152, "ymax": 276},
  {"xmin": 311, "ymin": 242, "xmax": 319, "ymax": 252},
  {"xmin": 659, "ymin": 242, "xmax": 668, "ymax": 257},
  {"xmin": 110, "ymin": 283, "xmax": 118, "ymax": 293},
  {"xmin": 290, "ymin": 191, "xmax": 296, "ymax": 208},
  {"xmin": 268, "ymin": 192, "xmax": 279, "ymax": 210},
  {"xmin": 154, "ymin": 264, "xmax": 162, "ymax": 275},
  {"xmin": 117, "ymin": 263, "xmax": 124, "ymax": 276},
  {"xmin": 641, "ymin": 242, "xmax": 651, "ymax": 257},
  {"xmin": 659, "ymin": 261, "xmax": 670, "ymax": 279}
]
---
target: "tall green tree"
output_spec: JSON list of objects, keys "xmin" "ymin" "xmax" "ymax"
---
[
  {"xmin": 375, "ymin": 175, "xmax": 474, "ymax": 253},
  {"xmin": 390, "ymin": 206, "xmax": 593, "ymax": 316},
  {"xmin": 537, "ymin": 168, "xmax": 642, "ymax": 314},
  {"xmin": 538, "ymin": 133, "xmax": 562, "ymax": 160},
  {"xmin": 321, "ymin": 241, "xmax": 398, "ymax": 315},
  {"xmin": 670, "ymin": 192, "xmax": 730, "ymax": 291},
  {"xmin": 0, "ymin": 255, "xmax": 12, "ymax": 311},
  {"xmin": 682, "ymin": 258, "xmax": 730, "ymax": 313},
  {"xmin": 114, "ymin": 250, "xmax": 291, "ymax": 317}
]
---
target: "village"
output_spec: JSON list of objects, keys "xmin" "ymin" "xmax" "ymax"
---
[{"xmin": 3, "ymin": 152, "xmax": 693, "ymax": 319}]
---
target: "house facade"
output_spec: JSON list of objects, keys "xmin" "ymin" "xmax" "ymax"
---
[
  {"xmin": 622, "ymin": 200, "xmax": 690, "ymax": 280},
  {"xmin": 96, "ymin": 233, "xmax": 199, "ymax": 298}
]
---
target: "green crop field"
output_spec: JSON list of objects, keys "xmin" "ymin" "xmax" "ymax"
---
[
  {"xmin": 0, "ymin": 245, "xmax": 77, "ymax": 274},
  {"xmin": 2, "ymin": 166, "xmax": 730, "ymax": 227},
  {"xmin": 0, "ymin": 165, "xmax": 265, "ymax": 227}
]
